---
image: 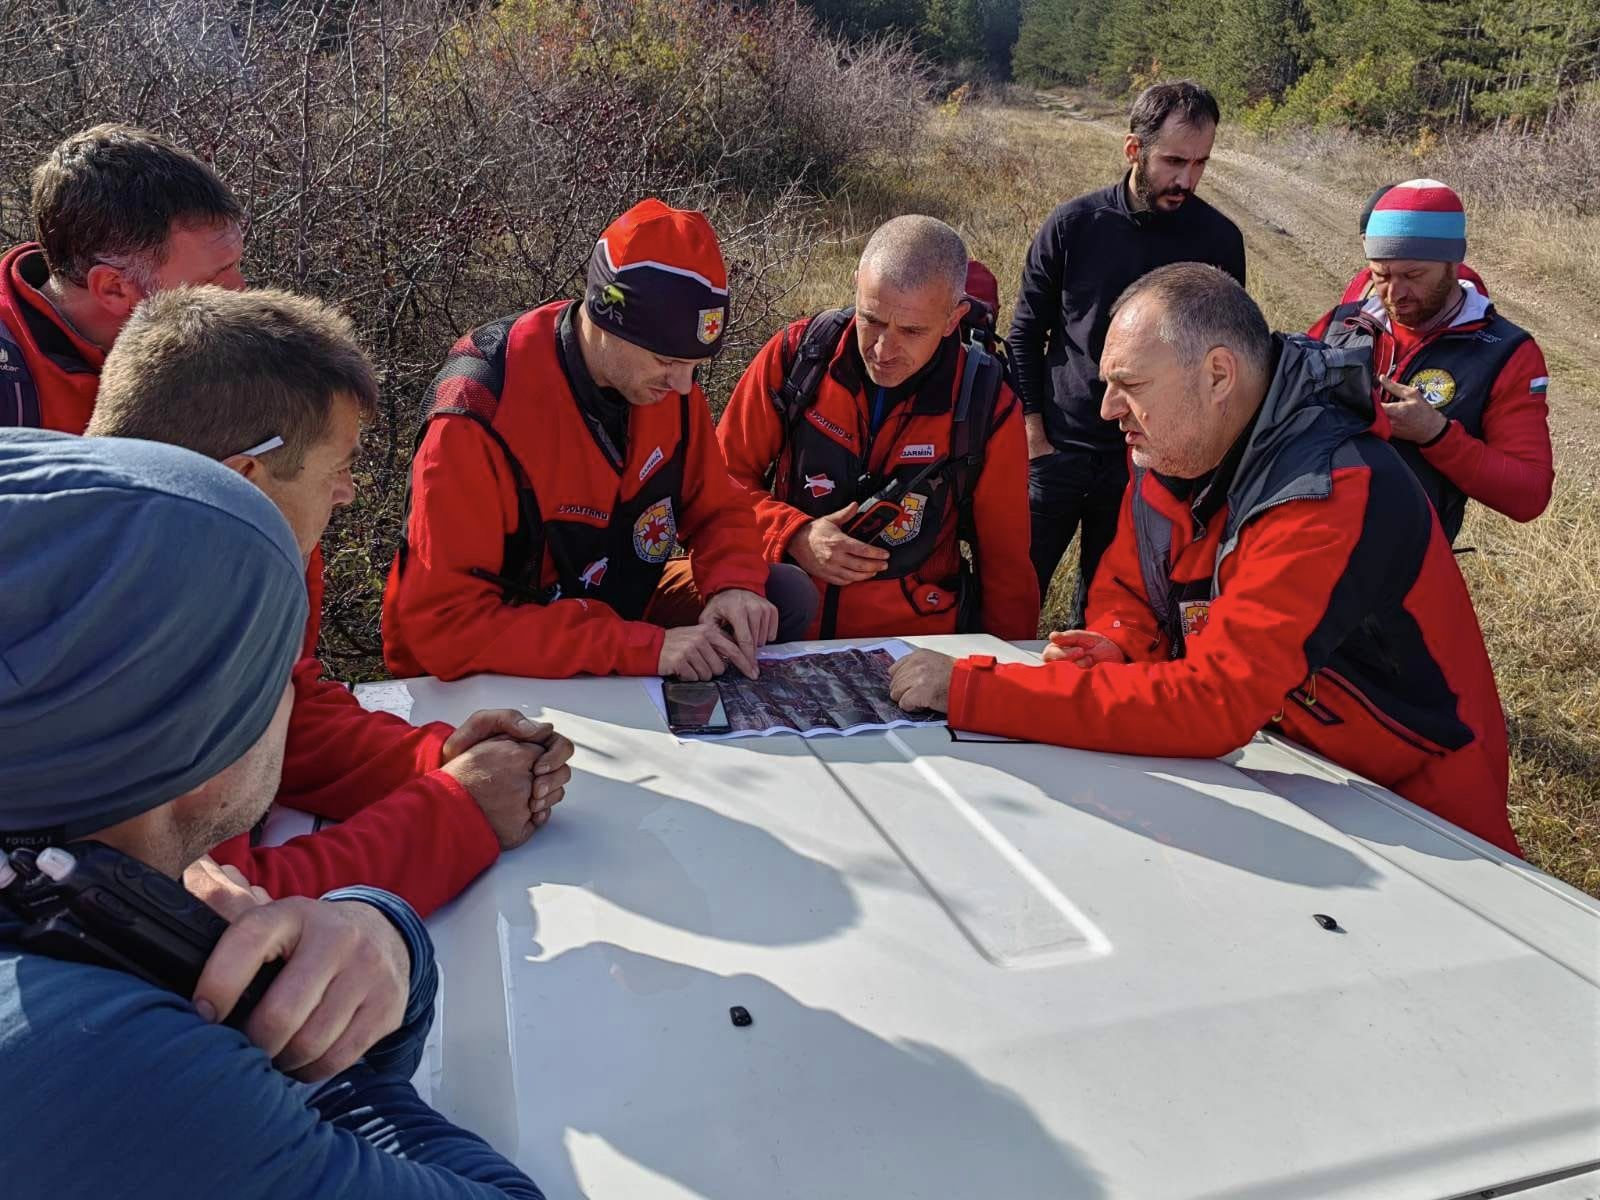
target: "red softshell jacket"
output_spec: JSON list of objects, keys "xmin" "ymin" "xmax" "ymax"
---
[
  {"xmin": 949, "ymin": 336, "xmax": 1517, "ymax": 855},
  {"xmin": 211, "ymin": 549, "xmax": 500, "ymax": 916},
  {"xmin": 383, "ymin": 301, "xmax": 770, "ymax": 680},
  {"xmin": 0, "ymin": 256, "xmax": 500, "ymax": 915}
]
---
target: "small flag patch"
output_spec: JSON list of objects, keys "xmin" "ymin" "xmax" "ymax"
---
[{"xmin": 1530, "ymin": 376, "xmax": 1549, "ymax": 394}]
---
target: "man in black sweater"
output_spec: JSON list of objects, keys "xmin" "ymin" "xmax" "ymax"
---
[{"xmin": 1008, "ymin": 81, "xmax": 1246, "ymax": 625}]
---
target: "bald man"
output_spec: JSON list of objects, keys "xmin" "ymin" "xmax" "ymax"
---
[{"xmin": 718, "ymin": 215, "xmax": 1038, "ymax": 640}]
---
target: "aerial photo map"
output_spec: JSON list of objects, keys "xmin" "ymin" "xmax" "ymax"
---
[{"xmin": 714, "ymin": 647, "xmax": 919, "ymax": 735}]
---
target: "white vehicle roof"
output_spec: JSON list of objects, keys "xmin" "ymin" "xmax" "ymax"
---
[{"xmin": 382, "ymin": 635, "xmax": 1600, "ymax": 1199}]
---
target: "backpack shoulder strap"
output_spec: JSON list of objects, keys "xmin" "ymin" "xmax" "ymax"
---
[
  {"xmin": 773, "ymin": 307, "xmax": 853, "ymax": 425},
  {"xmin": 949, "ymin": 341, "xmax": 1006, "ymax": 505},
  {"xmin": 947, "ymin": 341, "xmax": 1006, "ymax": 634},
  {"xmin": 399, "ymin": 315, "xmax": 548, "ymax": 603},
  {"xmin": 0, "ymin": 311, "xmax": 42, "ymax": 428}
]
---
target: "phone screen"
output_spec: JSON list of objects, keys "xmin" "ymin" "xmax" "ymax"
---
[{"xmin": 662, "ymin": 680, "xmax": 731, "ymax": 733}]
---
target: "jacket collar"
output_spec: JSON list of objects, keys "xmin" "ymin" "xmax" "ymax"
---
[
  {"xmin": 1355, "ymin": 283, "xmax": 1494, "ymax": 335},
  {"xmin": 1, "ymin": 244, "xmax": 103, "ymax": 376},
  {"xmin": 1221, "ymin": 333, "xmax": 1377, "ymax": 548}
]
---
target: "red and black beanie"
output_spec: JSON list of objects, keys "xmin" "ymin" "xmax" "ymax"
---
[{"xmin": 585, "ymin": 198, "xmax": 729, "ymax": 360}]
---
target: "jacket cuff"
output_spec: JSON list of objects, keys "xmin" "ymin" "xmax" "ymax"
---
[
  {"xmin": 414, "ymin": 721, "xmax": 453, "ymax": 767},
  {"xmin": 769, "ymin": 507, "xmax": 815, "ymax": 562},
  {"xmin": 947, "ymin": 654, "xmax": 997, "ymax": 729},
  {"xmin": 1092, "ymin": 618, "xmax": 1158, "ymax": 664},
  {"xmin": 1417, "ymin": 417, "xmax": 1461, "ymax": 457},
  {"xmin": 422, "ymin": 768, "xmax": 501, "ymax": 863},
  {"xmin": 620, "ymin": 621, "xmax": 668, "ymax": 677},
  {"xmin": 321, "ymin": 886, "xmax": 435, "ymax": 1028}
]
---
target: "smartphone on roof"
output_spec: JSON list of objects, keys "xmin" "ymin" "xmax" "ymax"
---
[{"xmin": 662, "ymin": 679, "xmax": 732, "ymax": 735}]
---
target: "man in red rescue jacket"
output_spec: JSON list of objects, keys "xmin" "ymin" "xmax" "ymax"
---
[
  {"xmin": 891, "ymin": 263, "xmax": 1518, "ymax": 855},
  {"xmin": 1310, "ymin": 179, "xmax": 1552, "ymax": 542},
  {"xmin": 717, "ymin": 216, "xmax": 1038, "ymax": 640},
  {"xmin": 88, "ymin": 286, "xmax": 575, "ymax": 916},
  {"xmin": 384, "ymin": 199, "xmax": 815, "ymax": 682},
  {"xmin": 0, "ymin": 124, "xmax": 246, "ymax": 433}
]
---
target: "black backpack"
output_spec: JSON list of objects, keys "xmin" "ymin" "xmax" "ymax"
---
[{"xmin": 770, "ymin": 307, "xmax": 1006, "ymax": 633}]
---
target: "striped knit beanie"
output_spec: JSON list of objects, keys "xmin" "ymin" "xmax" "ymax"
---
[
  {"xmin": 1363, "ymin": 179, "xmax": 1466, "ymax": 263},
  {"xmin": 585, "ymin": 198, "xmax": 729, "ymax": 360}
]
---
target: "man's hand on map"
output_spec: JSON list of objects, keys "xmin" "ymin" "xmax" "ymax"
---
[
  {"xmin": 700, "ymin": 587, "xmax": 777, "ymax": 675},
  {"xmin": 660, "ymin": 622, "xmax": 758, "ymax": 681},
  {"xmin": 1042, "ymin": 630, "xmax": 1126, "ymax": 669},
  {"xmin": 889, "ymin": 649, "xmax": 956, "ymax": 714},
  {"xmin": 790, "ymin": 502, "xmax": 892, "ymax": 586}
]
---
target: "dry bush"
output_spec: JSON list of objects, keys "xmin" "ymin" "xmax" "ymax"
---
[
  {"xmin": 1437, "ymin": 99, "xmax": 1600, "ymax": 218},
  {"xmin": 0, "ymin": 0, "xmax": 932, "ymax": 678}
]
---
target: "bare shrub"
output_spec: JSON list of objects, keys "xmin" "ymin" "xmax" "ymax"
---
[
  {"xmin": 1434, "ymin": 99, "xmax": 1600, "ymax": 218},
  {"xmin": 0, "ymin": 0, "xmax": 932, "ymax": 678}
]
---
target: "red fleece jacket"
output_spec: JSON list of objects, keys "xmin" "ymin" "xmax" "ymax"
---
[{"xmin": 211, "ymin": 550, "xmax": 500, "ymax": 916}]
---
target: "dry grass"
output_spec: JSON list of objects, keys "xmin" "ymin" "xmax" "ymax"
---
[
  {"xmin": 775, "ymin": 97, "xmax": 1599, "ymax": 895},
  {"xmin": 1461, "ymin": 495, "xmax": 1600, "ymax": 893},
  {"xmin": 1229, "ymin": 122, "xmax": 1600, "ymax": 309}
]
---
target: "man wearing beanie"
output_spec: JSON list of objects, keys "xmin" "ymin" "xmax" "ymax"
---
[
  {"xmin": 86, "ymin": 286, "xmax": 573, "ymax": 918},
  {"xmin": 1311, "ymin": 179, "xmax": 1552, "ymax": 541},
  {"xmin": 385, "ymin": 198, "xmax": 815, "ymax": 682},
  {"xmin": 1337, "ymin": 182, "xmax": 1490, "ymax": 304},
  {"xmin": 0, "ymin": 431, "xmax": 542, "ymax": 1198},
  {"xmin": 0, "ymin": 124, "xmax": 246, "ymax": 434},
  {"xmin": 717, "ymin": 216, "xmax": 1039, "ymax": 641}
]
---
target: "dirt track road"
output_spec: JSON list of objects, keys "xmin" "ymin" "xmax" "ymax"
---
[{"xmin": 1033, "ymin": 93, "xmax": 1600, "ymax": 466}]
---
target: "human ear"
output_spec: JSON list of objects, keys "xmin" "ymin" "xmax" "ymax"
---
[
  {"xmin": 220, "ymin": 453, "xmax": 264, "ymax": 482},
  {"xmin": 84, "ymin": 263, "xmax": 142, "ymax": 321},
  {"xmin": 944, "ymin": 299, "xmax": 970, "ymax": 338},
  {"xmin": 1206, "ymin": 346, "xmax": 1237, "ymax": 407}
]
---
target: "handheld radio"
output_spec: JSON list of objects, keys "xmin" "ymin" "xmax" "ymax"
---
[{"xmin": 0, "ymin": 841, "xmax": 280, "ymax": 1028}]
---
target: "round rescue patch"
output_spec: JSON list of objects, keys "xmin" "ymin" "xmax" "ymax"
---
[
  {"xmin": 1409, "ymin": 368, "xmax": 1457, "ymax": 410},
  {"xmin": 633, "ymin": 498, "xmax": 678, "ymax": 563},
  {"xmin": 880, "ymin": 493, "xmax": 927, "ymax": 546}
]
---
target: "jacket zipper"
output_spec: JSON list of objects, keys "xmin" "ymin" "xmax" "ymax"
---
[{"xmin": 1317, "ymin": 667, "xmax": 1445, "ymax": 757}]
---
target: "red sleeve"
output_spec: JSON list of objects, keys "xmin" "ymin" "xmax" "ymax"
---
[
  {"xmin": 970, "ymin": 390, "xmax": 1040, "ymax": 639},
  {"xmin": 1307, "ymin": 308, "xmax": 1336, "ymax": 340},
  {"xmin": 716, "ymin": 324, "xmax": 817, "ymax": 560},
  {"xmin": 949, "ymin": 469, "xmax": 1374, "ymax": 756},
  {"xmin": 676, "ymin": 387, "xmax": 773, "ymax": 598},
  {"xmin": 208, "ymin": 773, "xmax": 499, "ymax": 918},
  {"xmin": 1418, "ymin": 338, "xmax": 1552, "ymax": 523},
  {"xmin": 1077, "ymin": 481, "xmax": 1170, "ymax": 662},
  {"xmin": 280, "ymin": 656, "xmax": 458, "ymax": 820},
  {"xmin": 384, "ymin": 415, "xmax": 665, "ymax": 679}
]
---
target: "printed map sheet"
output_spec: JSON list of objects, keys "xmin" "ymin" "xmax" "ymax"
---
[{"xmin": 644, "ymin": 640, "xmax": 944, "ymax": 739}]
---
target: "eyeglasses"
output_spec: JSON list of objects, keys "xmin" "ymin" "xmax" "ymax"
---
[{"xmin": 232, "ymin": 435, "xmax": 284, "ymax": 459}]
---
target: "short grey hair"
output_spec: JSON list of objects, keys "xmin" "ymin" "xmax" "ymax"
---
[
  {"xmin": 1111, "ymin": 263, "xmax": 1272, "ymax": 376},
  {"xmin": 858, "ymin": 215, "xmax": 968, "ymax": 305}
]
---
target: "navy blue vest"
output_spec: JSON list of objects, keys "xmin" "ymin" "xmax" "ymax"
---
[{"xmin": 1320, "ymin": 298, "xmax": 1528, "ymax": 541}]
